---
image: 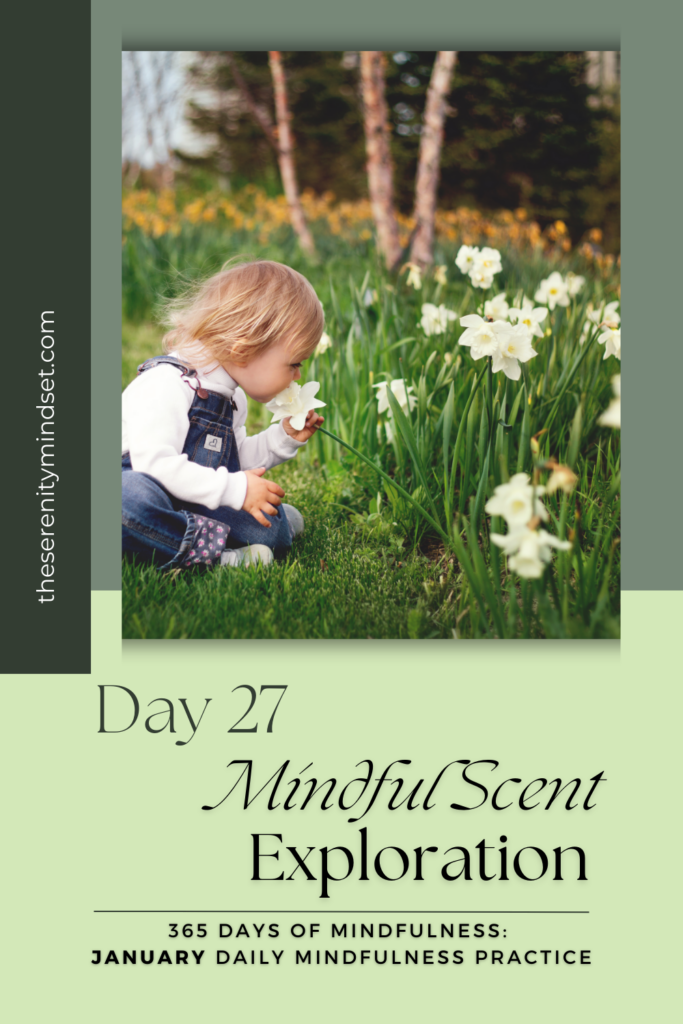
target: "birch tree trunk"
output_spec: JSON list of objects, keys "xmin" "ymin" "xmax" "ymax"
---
[
  {"xmin": 410, "ymin": 50, "xmax": 457, "ymax": 267},
  {"xmin": 150, "ymin": 51, "xmax": 178, "ymax": 190},
  {"xmin": 129, "ymin": 52, "xmax": 156, "ymax": 169},
  {"xmin": 359, "ymin": 51, "xmax": 402, "ymax": 270},
  {"xmin": 268, "ymin": 51, "xmax": 316, "ymax": 258}
]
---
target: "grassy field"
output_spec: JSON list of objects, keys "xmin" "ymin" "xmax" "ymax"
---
[
  {"xmin": 124, "ymin": 455, "xmax": 468, "ymax": 640},
  {"xmin": 122, "ymin": 191, "xmax": 620, "ymax": 640}
]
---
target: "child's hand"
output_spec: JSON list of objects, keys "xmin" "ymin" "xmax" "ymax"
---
[
  {"xmin": 242, "ymin": 468, "xmax": 285, "ymax": 527},
  {"xmin": 282, "ymin": 409, "xmax": 325, "ymax": 443}
]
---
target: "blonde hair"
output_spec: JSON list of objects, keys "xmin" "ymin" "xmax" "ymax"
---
[{"xmin": 161, "ymin": 258, "xmax": 324, "ymax": 368}]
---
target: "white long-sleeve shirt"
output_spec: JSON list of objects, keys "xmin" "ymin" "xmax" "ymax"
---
[{"xmin": 122, "ymin": 352, "xmax": 306, "ymax": 510}]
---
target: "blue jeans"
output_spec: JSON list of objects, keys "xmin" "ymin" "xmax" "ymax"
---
[
  {"xmin": 122, "ymin": 461, "xmax": 293, "ymax": 570},
  {"xmin": 123, "ymin": 356, "xmax": 294, "ymax": 570}
]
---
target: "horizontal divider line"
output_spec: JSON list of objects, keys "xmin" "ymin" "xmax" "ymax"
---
[{"xmin": 94, "ymin": 909, "xmax": 589, "ymax": 914}]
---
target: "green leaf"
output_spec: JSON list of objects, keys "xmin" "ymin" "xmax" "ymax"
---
[
  {"xmin": 385, "ymin": 386, "xmax": 442, "ymax": 526},
  {"xmin": 567, "ymin": 400, "xmax": 583, "ymax": 468},
  {"xmin": 442, "ymin": 382, "xmax": 455, "ymax": 484},
  {"xmin": 517, "ymin": 399, "xmax": 531, "ymax": 473},
  {"xmin": 472, "ymin": 444, "xmax": 491, "ymax": 533},
  {"xmin": 318, "ymin": 427, "xmax": 450, "ymax": 547}
]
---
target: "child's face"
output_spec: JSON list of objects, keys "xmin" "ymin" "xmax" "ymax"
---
[{"xmin": 224, "ymin": 337, "xmax": 304, "ymax": 404}]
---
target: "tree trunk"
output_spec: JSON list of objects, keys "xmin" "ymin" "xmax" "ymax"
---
[
  {"xmin": 410, "ymin": 51, "xmax": 457, "ymax": 268},
  {"xmin": 359, "ymin": 51, "xmax": 402, "ymax": 270},
  {"xmin": 267, "ymin": 51, "xmax": 316, "ymax": 258},
  {"xmin": 150, "ymin": 51, "xmax": 178, "ymax": 188},
  {"xmin": 129, "ymin": 51, "xmax": 156, "ymax": 166}
]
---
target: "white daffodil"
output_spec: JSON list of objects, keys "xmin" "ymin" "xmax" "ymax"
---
[
  {"xmin": 373, "ymin": 378, "xmax": 417, "ymax": 416},
  {"xmin": 475, "ymin": 246, "xmax": 503, "ymax": 275},
  {"xmin": 565, "ymin": 271, "xmax": 586, "ymax": 297},
  {"xmin": 535, "ymin": 272, "xmax": 570, "ymax": 310},
  {"xmin": 484, "ymin": 292, "xmax": 510, "ymax": 320},
  {"xmin": 421, "ymin": 302, "xmax": 458, "ymax": 336},
  {"xmin": 403, "ymin": 263, "xmax": 423, "ymax": 290},
  {"xmin": 491, "ymin": 527, "xmax": 571, "ymax": 579},
  {"xmin": 490, "ymin": 323, "xmax": 538, "ymax": 380},
  {"xmin": 469, "ymin": 266, "xmax": 496, "ymax": 289},
  {"xmin": 467, "ymin": 247, "xmax": 503, "ymax": 289},
  {"xmin": 455, "ymin": 244, "xmax": 480, "ymax": 275},
  {"xmin": 266, "ymin": 380, "xmax": 326, "ymax": 431},
  {"xmin": 581, "ymin": 300, "xmax": 620, "ymax": 343},
  {"xmin": 458, "ymin": 314, "xmax": 512, "ymax": 360},
  {"xmin": 363, "ymin": 288, "xmax": 378, "ymax": 307},
  {"xmin": 597, "ymin": 325, "xmax": 621, "ymax": 361},
  {"xmin": 485, "ymin": 473, "xmax": 548, "ymax": 528},
  {"xmin": 509, "ymin": 298, "xmax": 548, "ymax": 338},
  {"xmin": 599, "ymin": 374, "xmax": 621, "ymax": 429},
  {"xmin": 601, "ymin": 300, "xmax": 620, "ymax": 323},
  {"xmin": 434, "ymin": 265, "xmax": 448, "ymax": 286},
  {"xmin": 315, "ymin": 332, "xmax": 333, "ymax": 355}
]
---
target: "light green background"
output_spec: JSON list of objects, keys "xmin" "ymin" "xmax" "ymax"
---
[
  {"xmin": 17, "ymin": 0, "xmax": 675, "ymax": 1018},
  {"xmin": 4, "ymin": 591, "xmax": 679, "ymax": 1021}
]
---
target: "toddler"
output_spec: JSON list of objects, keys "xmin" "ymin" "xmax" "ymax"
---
[{"xmin": 122, "ymin": 259, "xmax": 325, "ymax": 570}]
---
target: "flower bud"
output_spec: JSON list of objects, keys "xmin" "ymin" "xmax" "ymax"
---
[{"xmin": 530, "ymin": 429, "xmax": 548, "ymax": 455}]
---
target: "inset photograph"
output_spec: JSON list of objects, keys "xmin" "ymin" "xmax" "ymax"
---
[{"xmin": 122, "ymin": 50, "xmax": 620, "ymax": 639}]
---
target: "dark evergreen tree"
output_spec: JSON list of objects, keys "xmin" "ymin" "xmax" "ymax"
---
[
  {"xmin": 181, "ymin": 51, "xmax": 613, "ymax": 244},
  {"xmin": 384, "ymin": 51, "xmax": 605, "ymax": 240},
  {"xmin": 182, "ymin": 51, "xmax": 366, "ymax": 199}
]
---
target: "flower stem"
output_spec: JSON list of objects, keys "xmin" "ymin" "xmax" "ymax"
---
[
  {"xmin": 317, "ymin": 426, "xmax": 451, "ymax": 547},
  {"xmin": 450, "ymin": 363, "xmax": 487, "ymax": 501}
]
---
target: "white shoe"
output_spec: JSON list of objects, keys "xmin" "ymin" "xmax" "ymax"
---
[
  {"xmin": 282, "ymin": 504, "xmax": 304, "ymax": 538},
  {"xmin": 220, "ymin": 544, "xmax": 274, "ymax": 568}
]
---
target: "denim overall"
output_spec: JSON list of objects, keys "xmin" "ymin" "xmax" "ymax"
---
[{"xmin": 122, "ymin": 356, "xmax": 292, "ymax": 569}]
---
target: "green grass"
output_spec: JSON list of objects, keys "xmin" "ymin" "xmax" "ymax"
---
[
  {"xmin": 122, "ymin": 320, "xmax": 165, "ymax": 388},
  {"xmin": 123, "ymin": 459, "xmax": 459, "ymax": 640}
]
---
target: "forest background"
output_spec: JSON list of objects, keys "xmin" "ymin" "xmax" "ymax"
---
[{"xmin": 123, "ymin": 50, "xmax": 620, "ymax": 253}]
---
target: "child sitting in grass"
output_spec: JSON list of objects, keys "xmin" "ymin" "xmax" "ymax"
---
[{"xmin": 122, "ymin": 259, "xmax": 325, "ymax": 570}]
